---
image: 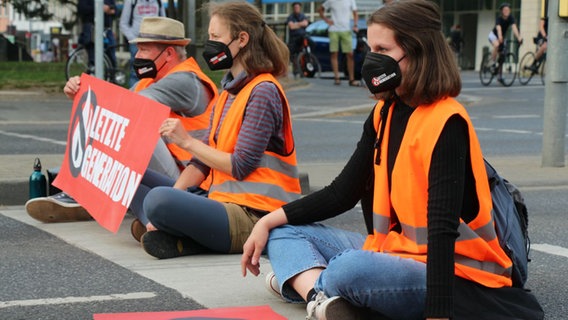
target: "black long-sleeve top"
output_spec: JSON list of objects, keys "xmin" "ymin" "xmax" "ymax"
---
[{"xmin": 283, "ymin": 100, "xmax": 479, "ymax": 319}]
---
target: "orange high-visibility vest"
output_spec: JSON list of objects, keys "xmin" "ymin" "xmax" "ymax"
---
[
  {"xmin": 206, "ymin": 74, "xmax": 301, "ymax": 212},
  {"xmin": 362, "ymin": 98, "xmax": 513, "ymax": 288},
  {"xmin": 135, "ymin": 57, "xmax": 218, "ymax": 164}
]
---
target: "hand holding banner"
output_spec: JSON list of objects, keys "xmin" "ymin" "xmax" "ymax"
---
[{"xmin": 54, "ymin": 74, "xmax": 170, "ymax": 233}]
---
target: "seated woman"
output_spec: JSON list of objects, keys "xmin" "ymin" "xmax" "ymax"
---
[
  {"xmin": 241, "ymin": 1, "xmax": 544, "ymax": 319},
  {"xmin": 138, "ymin": 1, "xmax": 302, "ymax": 260}
]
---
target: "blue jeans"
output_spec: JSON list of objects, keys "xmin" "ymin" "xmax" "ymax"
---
[{"xmin": 267, "ymin": 224, "xmax": 427, "ymax": 320}]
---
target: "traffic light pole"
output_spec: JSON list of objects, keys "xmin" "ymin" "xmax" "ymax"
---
[
  {"xmin": 94, "ymin": 0, "xmax": 104, "ymax": 80},
  {"xmin": 542, "ymin": 0, "xmax": 568, "ymax": 167}
]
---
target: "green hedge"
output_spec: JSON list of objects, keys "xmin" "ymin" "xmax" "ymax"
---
[{"xmin": 0, "ymin": 61, "xmax": 225, "ymax": 92}]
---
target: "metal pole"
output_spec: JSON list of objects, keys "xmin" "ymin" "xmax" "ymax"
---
[
  {"xmin": 186, "ymin": 0, "xmax": 196, "ymax": 57},
  {"xmin": 541, "ymin": 0, "xmax": 568, "ymax": 167},
  {"xmin": 94, "ymin": 0, "xmax": 104, "ymax": 79},
  {"xmin": 187, "ymin": 0, "xmax": 196, "ymax": 38}
]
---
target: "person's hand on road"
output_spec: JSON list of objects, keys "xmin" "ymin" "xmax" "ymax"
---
[{"xmin": 241, "ymin": 219, "xmax": 270, "ymax": 277}]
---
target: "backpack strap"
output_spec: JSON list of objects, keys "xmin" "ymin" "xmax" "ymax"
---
[{"xmin": 128, "ymin": 0, "xmax": 138, "ymax": 26}]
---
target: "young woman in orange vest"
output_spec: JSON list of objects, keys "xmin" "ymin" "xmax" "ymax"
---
[
  {"xmin": 139, "ymin": 1, "xmax": 302, "ymax": 260},
  {"xmin": 241, "ymin": 1, "xmax": 543, "ymax": 319},
  {"xmin": 126, "ymin": 17, "xmax": 219, "ymax": 240}
]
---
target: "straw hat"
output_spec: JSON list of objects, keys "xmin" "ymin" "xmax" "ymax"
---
[{"xmin": 130, "ymin": 17, "xmax": 191, "ymax": 46}]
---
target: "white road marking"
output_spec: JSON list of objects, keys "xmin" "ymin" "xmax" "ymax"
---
[
  {"xmin": 0, "ymin": 292, "xmax": 156, "ymax": 309},
  {"xmin": 498, "ymin": 129, "xmax": 534, "ymax": 134},
  {"xmin": 294, "ymin": 118, "xmax": 364, "ymax": 124},
  {"xmin": 0, "ymin": 121, "xmax": 69, "ymax": 125},
  {"xmin": 461, "ymin": 86, "xmax": 544, "ymax": 92},
  {"xmin": 0, "ymin": 129, "xmax": 67, "ymax": 146},
  {"xmin": 531, "ymin": 243, "xmax": 568, "ymax": 259},
  {"xmin": 492, "ymin": 115, "xmax": 541, "ymax": 119}
]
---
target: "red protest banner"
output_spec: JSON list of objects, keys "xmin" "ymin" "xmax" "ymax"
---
[
  {"xmin": 93, "ymin": 305, "xmax": 287, "ymax": 320},
  {"xmin": 54, "ymin": 74, "xmax": 170, "ymax": 233}
]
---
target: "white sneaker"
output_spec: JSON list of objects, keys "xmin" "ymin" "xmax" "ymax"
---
[
  {"xmin": 265, "ymin": 271, "xmax": 284, "ymax": 300},
  {"xmin": 25, "ymin": 192, "xmax": 91, "ymax": 223},
  {"xmin": 306, "ymin": 292, "xmax": 369, "ymax": 320}
]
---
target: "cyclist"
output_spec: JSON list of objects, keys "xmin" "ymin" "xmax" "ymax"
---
[
  {"xmin": 77, "ymin": 0, "xmax": 117, "ymax": 68},
  {"xmin": 286, "ymin": 2, "xmax": 310, "ymax": 61},
  {"xmin": 488, "ymin": 2, "xmax": 523, "ymax": 67},
  {"xmin": 529, "ymin": 16, "xmax": 548, "ymax": 72}
]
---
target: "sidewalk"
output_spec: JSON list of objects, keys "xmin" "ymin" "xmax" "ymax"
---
[{"xmin": 2, "ymin": 154, "xmax": 568, "ymax": 319}]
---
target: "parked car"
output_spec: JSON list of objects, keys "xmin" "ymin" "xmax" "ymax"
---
[{"xmin": 304, "ymin": 19, "xmax": 369, "ymax": 80}]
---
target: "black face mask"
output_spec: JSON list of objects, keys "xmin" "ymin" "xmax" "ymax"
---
[
  {"xmin": 361, "ymin": 52, "xmax": 405, "ymax": 94},
  {"xmin": 132, "ymin": 48, "xmax": 168, "ymax": 79},
  {"xmin": 202, "ymin": 39, "xmax": 235, "ymax": 71}
]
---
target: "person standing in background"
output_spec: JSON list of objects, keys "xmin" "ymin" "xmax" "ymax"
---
[
  {"xmin": 77, "ymin": 0, "xmax": 117, "ymax": 68},
  {"xmin": 286, "ymin": 2, "xmax": 309, "ymax": 61},
  {"xmin": 120, "ymin": 0, "xmax": 166, "ymax": 88},
  {"xmin": 318, "ymin": 0, "xmax": 360, "ymax": 86},
  {"xmin": 449, "ymin": 24, "xmax": 464, "ymax": 68}
]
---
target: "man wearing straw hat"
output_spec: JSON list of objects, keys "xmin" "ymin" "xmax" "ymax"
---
[
  {"xmin": 26, "ymin": 17, "xmax": 218, "ymax": 227},
  {"xmin": 128, "ymin": 16, "xmax": 218, "ymax": 180}
]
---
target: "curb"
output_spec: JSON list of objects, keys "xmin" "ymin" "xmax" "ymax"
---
[
  {"xmin": 0, "ymin": 174, "xmax": 311, "ymax": 207},
  {"xmin": 0, "ymin": 181, "xmax": 28, "ymax": 206}
]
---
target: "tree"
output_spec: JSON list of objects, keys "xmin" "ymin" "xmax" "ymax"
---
[{"xmin": 1, "ymin": 0, "xmax": 78, "ymax": 31}]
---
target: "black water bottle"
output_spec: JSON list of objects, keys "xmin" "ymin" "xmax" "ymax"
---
[{"xmin": 29, "ymin": 158, "xmax": 47, "ymax": 199}]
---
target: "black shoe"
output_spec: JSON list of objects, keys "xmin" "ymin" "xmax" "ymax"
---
[
  {"xmin": 489, "ymin": 63, "xmax": 498, "ymax": 75},
  {"xmin": 141, "ymin": 231, "xmax": 207, "ymax": 259},
  {"xmin": 527, "ymin": 64, "xmax": 538, "ymax": 73}
]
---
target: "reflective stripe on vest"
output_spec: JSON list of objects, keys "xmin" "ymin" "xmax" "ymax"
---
[
  {"xmin": 135, "ymin": 57, "xmax": 218, "ymax": 163},
  {"xmin": 363, "ymin": 98, "xmax": 513, "ymax": 288},
  {"xmin": 207, "ymin": 74, "xmax": 301, "ymax": 212},
  {"xmin": 372, "ymin": 213, "xmax": 498, "ymax": 245}
]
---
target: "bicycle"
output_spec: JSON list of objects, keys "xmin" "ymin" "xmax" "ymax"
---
[
  {"xmin": 65, "ymin": 30, "xmax": 131, "ymax": 87},
  {"xmin": 518, "ymin": 37, "xmax": 546, "ymax": 85},
  {"xmin": 292, "ymin": 35, "xmax": 321, "ymax": 78},
  {"xmin": 479, "ymin": 39, "xmax": 519, "ymax": 87}
]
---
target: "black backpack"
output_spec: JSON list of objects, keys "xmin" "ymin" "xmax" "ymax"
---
[
  {"xmin": 128, "ymin": 0, "xmax": 163, "ymax": 26},
  {"xmin": 484, "ymin": 159, "xmax": 530, "ymax": 288}
]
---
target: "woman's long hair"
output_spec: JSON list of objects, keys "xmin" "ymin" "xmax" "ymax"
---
[
  {"xmin": 368, "ymin": 0, "xmax": 461, "ymax": 106},
  {"xmin": 205, "ymin": 1, "xmax": 289, "ymax": 77}
]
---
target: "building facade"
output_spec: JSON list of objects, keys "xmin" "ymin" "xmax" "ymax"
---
[
  {"xmin": 262, "ymin": 0, "xmax": 544, "ymax": 71},
  {"xmin": 1, "ymin": 0, "xmax": 544, "ymax": 68}
]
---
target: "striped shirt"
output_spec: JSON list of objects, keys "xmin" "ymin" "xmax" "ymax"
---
[{"xmin": 192, "ymin": 72, "xmax": 286, "ymax": 180}]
